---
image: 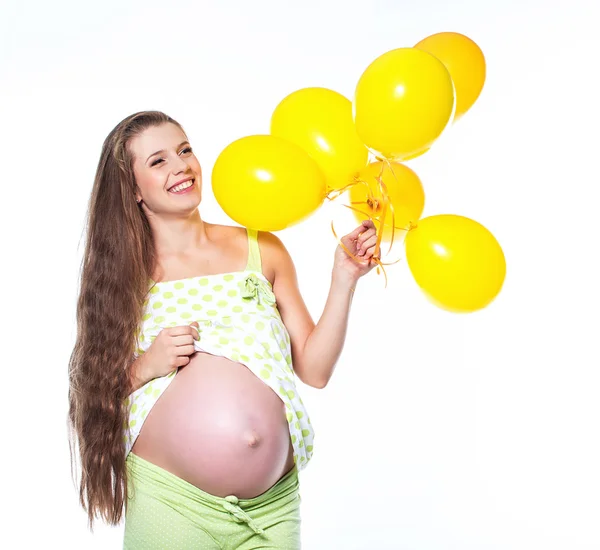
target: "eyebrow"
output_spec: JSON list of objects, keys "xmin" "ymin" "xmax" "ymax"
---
[{"xmin": 146, "ymin": 141, "xmax": 190, "ymax": 163}]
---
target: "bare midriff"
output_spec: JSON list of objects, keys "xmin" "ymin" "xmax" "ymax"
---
[{"xmin": 131, "ymin": 352, "xmax": 295, "ymax": 498}]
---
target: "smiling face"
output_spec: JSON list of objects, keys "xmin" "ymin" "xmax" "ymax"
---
[{"xmin": 130, "ymin": 122, "xmax": 202, "ymax": 215}]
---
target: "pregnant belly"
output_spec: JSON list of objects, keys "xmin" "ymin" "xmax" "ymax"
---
[{"xmin": 131, "ymin": 352, "xmax": 295, "ymax": 498}]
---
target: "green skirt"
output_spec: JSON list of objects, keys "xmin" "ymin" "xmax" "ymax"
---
[{"xmin": 124, "ymin": 453, "xmax": 301, "ymax": 549}]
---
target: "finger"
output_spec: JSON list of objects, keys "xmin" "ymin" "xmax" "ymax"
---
[
  {"xmin": 361, "ymin": 219, "xmax": 375, "ymax": 229},
  {"xmin": 176, "ymin": 344, "xmax": 196, "ymax": 357},
  {"xmin": 363, "ymin": 245, "xmax": 380, "ymax": 260},
  {"xmin": 189, "ymin": 323, "xmax": 200, "ymax": 339},
  {"xmin": 167, "ymin": 325, "xmax": 200, "ymax": 339},
  {"xmin": 164, "ymin": 325, "xmax": 190, "ymax": 336},
  {"xmin": 357, "ymin": 234, "xmax": 378, "ymax": 256},
  {"xmin": 356, "ymin": 229, "xmax": 376, "ymax": 248},
  {"xmin": 172, "ymin": 334, "xmax": 196, "ymax": 347},
  {"xmin": 345, "ymin": 220, "xmax": 373, "ymax": 240},
  {"xmin": 176, "ymin": 356, "xmax": 191, "ymax": 368}
]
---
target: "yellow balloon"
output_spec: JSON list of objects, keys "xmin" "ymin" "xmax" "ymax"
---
[
  {"xmin": 415, "ymin": 32, "xmax": 486, "ymax": 120},
  {"xmin": 354, "ymin": 47, "xmax": 455, "ymax": 161},
  {"xmin": 212, "ymin": 135, "xmax": 326, "ymax": 231},
  {"xmin": 405, "ymin": 215, "xmax": 506, "ymax": 312},
  {"xmin": 402, "ymin": 145, "xmax": 430, "ymax": 161},
  {"xmin": 349, "ymin": 161, "xmax": 425, "ymax": 243},
  {"xmin": 271, "ymin": 87, "xmax": 368, "ymax": 191}
]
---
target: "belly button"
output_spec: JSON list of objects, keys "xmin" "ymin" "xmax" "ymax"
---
[{"xmin": 245, "ymin": 430, "xmax": 261, "ymax": 448}]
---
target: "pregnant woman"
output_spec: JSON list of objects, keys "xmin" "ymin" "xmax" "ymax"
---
[{"xmin": 68, "ymin": 111, "xmax": 378, "ymax": 549}]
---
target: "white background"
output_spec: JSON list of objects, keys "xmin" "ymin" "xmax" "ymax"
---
[{"xmin": 1, "ymin": 0, "xmax": 599, "ymax": 548}]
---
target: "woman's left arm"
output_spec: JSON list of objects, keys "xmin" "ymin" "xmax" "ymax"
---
[{"xmin": 261, "ymin": 220, "xmax": 379, "ymax": 389}]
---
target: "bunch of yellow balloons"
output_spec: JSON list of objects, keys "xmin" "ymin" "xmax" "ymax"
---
[{"xmin": 211, "ymin": 31, "xmax": 506, "ymax": 313}]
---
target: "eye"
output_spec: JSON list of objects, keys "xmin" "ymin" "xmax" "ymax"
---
[
  {"xmin": 150, "ymin": 158, "xmax": 164, "ymax": 167},
  {"xmin": 180, "ymin": 146, "xmax": 193, "ymax": 155}
]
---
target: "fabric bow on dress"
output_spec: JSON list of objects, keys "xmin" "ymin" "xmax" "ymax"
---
[{"xmin": 241, "ymin": 273, "xmax": 276, "ymax": 306}]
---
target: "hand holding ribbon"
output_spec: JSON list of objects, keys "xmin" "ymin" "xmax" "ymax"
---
[{"xmin": 333, "ymin": 220, "xmax": 380, "ymax": 284}]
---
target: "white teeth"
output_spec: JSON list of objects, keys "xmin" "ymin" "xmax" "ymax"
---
[{"xmin": 170, "ymin": 180, "xmax": 194, "ymax": 193}]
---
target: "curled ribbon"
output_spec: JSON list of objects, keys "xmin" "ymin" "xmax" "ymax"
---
[
  {"xmin": 241, "ymin": 273, "xmax": 277, "ymax": 305},
  {"xmin": 325, "ymin": 157, "xmax": 417, "ymax": 288}
]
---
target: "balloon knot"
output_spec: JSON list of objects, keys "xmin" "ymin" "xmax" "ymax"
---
[{"xmin": 367, "ymin": 197, "xmax": 380, "ymax": 212}]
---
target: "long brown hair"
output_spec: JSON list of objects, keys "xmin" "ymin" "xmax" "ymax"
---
[{"xmin": 68, "ymin": 111, "xmax": 184, "ymax": 528}]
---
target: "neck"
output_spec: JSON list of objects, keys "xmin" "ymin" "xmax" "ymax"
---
[{"xmin": 149, "ymin": 208, "xmax": 208, "ymax": 256}]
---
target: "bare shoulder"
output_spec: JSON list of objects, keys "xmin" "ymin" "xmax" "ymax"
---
[
  {"xmin": 203, "ymin": 223, "xmax": 249, "ymax": 269},
  {"xmin": 205, "ymin": 222, "xmax": 247, "ymax": 244},
  {"xmin": 257, "ymin": 231, "xmax": 286, "ymax": 253},
  {"xmin": 257, "ymin": 231, "xmax": 295, "ymax": 284}
]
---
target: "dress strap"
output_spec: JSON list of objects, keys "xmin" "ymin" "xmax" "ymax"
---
[{"xmin": 245, "ymin": 228, "xmax": 262, "ymax": 273}]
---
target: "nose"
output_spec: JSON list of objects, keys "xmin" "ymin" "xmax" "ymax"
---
[{"xmin": 171, "ymin": 152, "xmax": 190, "ymax": 174}]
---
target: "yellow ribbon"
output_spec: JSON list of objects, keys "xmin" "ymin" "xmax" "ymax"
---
[{"xmin": 325, "ymin": 158, "xmax": 416, "ymax": 288}]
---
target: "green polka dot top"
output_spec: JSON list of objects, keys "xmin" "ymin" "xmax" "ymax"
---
[{"xmin": 124, "ymin": 228, "xmax": 314, "ymax": 470}]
